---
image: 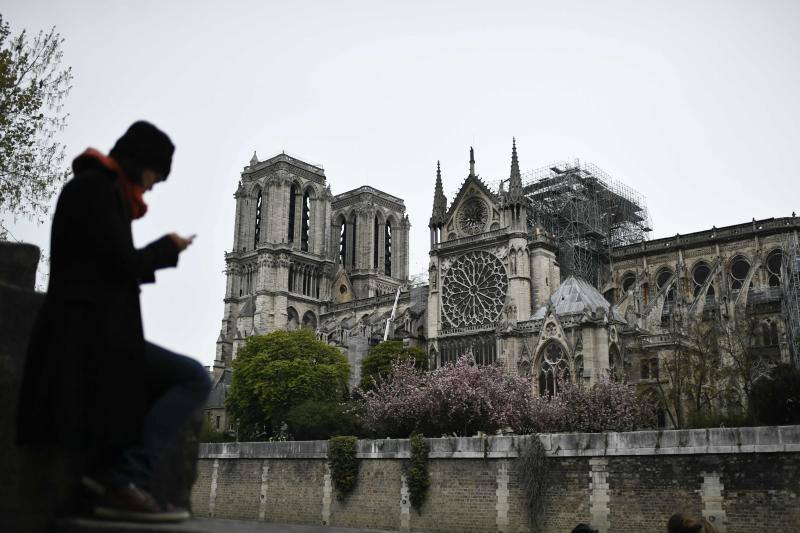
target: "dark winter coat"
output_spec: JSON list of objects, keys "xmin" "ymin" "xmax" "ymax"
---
[{"xmin": 16, "ymin": 155, "xmax": 179, "ymax": 451}]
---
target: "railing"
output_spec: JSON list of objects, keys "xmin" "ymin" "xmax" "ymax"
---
[
  {"xmin": 612, "ymin": 216, "xmax": 799, "ymax": 258},
  {"xmin": 433, "ymin": 228, "xmax": 509, "ymax": 251},
  {"xmin": 439, "ymin": 324, "xmax": 495, "ymax": 336},
  {"xmin": 641, "ymin": 334, "xmax": 675, "ymax": 347}
]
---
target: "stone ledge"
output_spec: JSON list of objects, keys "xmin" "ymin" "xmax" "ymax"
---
[{"xmin": 198, "ymin": 425, "xmax": 800, "ymax": 459}]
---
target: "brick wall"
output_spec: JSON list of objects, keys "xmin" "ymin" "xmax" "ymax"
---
[{"xmin": 192, "ymin": 427, "xmax": 800, "ymax": 533}]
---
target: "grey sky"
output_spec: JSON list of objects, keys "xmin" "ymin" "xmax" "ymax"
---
[{"xmin": 4, "ymin": 1, "xmax": 799, "ymax": 367}]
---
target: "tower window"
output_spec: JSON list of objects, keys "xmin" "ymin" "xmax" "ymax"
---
[
  {"xmin": 288, "ymin": 184, "xmax": 298, "ymax": 243},
  {"xmin": 339, "ymin": 220, "xmax": 347, "ymax": 266},
  {"xmin": 254, "ymin": 191, "xmax": 262, "ymax": 247},
  {"xmin": 301, "ymin": 190, "xmax": 311, "ymax": 251},
  {"xmin": 384, "ymin": 222, "xmax": 392, "ymax": 276}
]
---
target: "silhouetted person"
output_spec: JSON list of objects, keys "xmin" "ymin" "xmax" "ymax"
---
[
  {"xmin": 16, "ymin": 121, "xmax": 211, "ymax": 522},
  {"xmin": 667, "ymin": 513, "xmax": 719, "ymax": 533}
]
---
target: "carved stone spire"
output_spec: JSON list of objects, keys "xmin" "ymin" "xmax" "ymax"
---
[
  {"xmin": 250, "ymin": 151, "xmax": 259, "ymax": 166},
  {"xmin": 469, "ymin": 146, "xmax": 476, "ymax": 177},
  {"xmin": 429, "ymin": 160, "xmax": 448, "ymax": 228},
  {"xmin": 508, "ymin": 137, "xmax": 523, "ymax": 203}
]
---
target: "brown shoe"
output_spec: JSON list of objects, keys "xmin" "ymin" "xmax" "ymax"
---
[{"xmin": 93, "ymin": 482, "xmax": 190, "ymax": 523}]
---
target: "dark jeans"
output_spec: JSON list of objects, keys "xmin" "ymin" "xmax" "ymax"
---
[{"xmin": 106, "ymin": 341, "xmax": 212, "ymax": 488}]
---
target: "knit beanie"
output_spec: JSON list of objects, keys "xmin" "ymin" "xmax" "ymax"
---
[{"xmin": 109, "ymin": 121, "xmax": 175, "ymax": 180}]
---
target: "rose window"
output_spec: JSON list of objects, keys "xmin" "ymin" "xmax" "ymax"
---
[
  {"xmin": 441, "ymin": 251, "xmax": 508, "ymax": 328},
  {"xmin": 457, "ymin": 197, "xmax": 489, "ymax": 235}
]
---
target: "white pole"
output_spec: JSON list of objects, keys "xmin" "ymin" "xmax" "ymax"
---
[{"xmin": 383, "ymin": 286, "xmax": 402, "ymax": 341}]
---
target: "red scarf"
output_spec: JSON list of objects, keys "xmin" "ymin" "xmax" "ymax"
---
[{"xmin": 73, "ymin": 148, "xmax": 148, "ymax": 220}]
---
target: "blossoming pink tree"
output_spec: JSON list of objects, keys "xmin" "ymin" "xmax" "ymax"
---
[{"xmin": 361, "ymin": 356, "xmax": 655, "ymax": 438}]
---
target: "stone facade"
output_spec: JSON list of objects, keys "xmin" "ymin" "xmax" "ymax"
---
[
  {"xmin": 191, "ymin": 426, "xmax": 800, "ymax": 532},
  {"xmin": 207, "ymin": 143, "xmax": 800, "ymax": 429},
  {"xmin": 426, "ymin": 143, "xmax": 799, "ymax": 406}
]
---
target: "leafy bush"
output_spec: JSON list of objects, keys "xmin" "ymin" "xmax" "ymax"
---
[
  {"xmin": 285, "ymin": 400, "xmax": 362, "ymax": 441},
  {"xmin": 359, "ymin": 340, "xmax": 428, "ymax": 392},
  {"xmin": 407, "ymin": 432, "xmax": 430, "ymax": 511},
  {"xmin": 750, "ymin": 363, "xmax": 800, "ymax": 425},
  {"xmin": 226, "ymin": 329, "xmax": 350, "ymax": 440},
  {"xmin": 328, "ymin": 436, "xmax": 360, "ymax": 500}
]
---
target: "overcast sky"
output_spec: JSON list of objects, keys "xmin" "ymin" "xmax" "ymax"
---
[{"xmin": 4, "ymin": 1, "xmax": 799, "ymax": 367}]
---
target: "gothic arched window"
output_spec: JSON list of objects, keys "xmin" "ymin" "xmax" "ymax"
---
[
  {"xmin": 254, "ymin": 191, "xmax": 262, "ymax": 247},
  {"xmin": 767, "ymin": 249, "xmax": 783, "ymax": 287},
  {"xmin": 539, "ymin": 342, "xmax": 569, "ymax": 397},
  {"xmin": 609, "ymin": 344, "xmax": 625, "ymax": 381},
  {"xmin": 338, "ymin": 218, "xmax": 347, "ymax": 267},
  {"xmin": 287, "ymin": 307, "xmax": 299, "ymax": 330},
  {"xmin": 621, "ymin": 272, "xmax": 636, "ymax": 293},
  {"xmin": 656, "ymin": 268, "xmax": 675, "ymax": 324},
  {"xmin": 301, "ymin": 190, "xmax": 311, "ymax": 251},
  {"xmin": 692, "ymin": 262, "xmax": 712, "ymax": 298},
  {"xmin": 288, "ymin": 184, "xmax": 298, "ymax": 243},
  {"xmin": 302, "ymin": 310, "xmax": 317, "ymax": 330},
  {"xmin": 729, "ymin": 256, "xmax": 750, "ymax": 291},
  {"xmin": 384, "ymin": 222, "xmax": 392, "ymax": 276}
]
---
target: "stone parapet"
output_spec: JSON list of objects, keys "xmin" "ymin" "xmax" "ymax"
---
[{"xmin": 199, "ymin": 425, "xmax": 800, "ymax": 460}]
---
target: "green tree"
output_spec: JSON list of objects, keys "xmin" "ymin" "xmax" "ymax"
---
[
  {"xmin": 359, "ymin": 340, "xmax": 427, "ymax": 392},
  {"xmin": 226, "ymin": 329, "xmax": 350, "ymax": 440},
  {"xmin": 0, "ymin": 15, "xmax": 72, "ymax": 237}
]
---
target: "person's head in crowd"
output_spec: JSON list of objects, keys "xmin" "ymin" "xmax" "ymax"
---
[{"xmin": 667, "ymin": 513, "xmax": 719, "ymax": 533}]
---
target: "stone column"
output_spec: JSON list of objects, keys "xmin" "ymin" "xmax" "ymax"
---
[
  {"xmin": 232, "ymin": 192, "xmax": 243, "ymax": 251},
  {"xmin": 346, "ymin": 217, "xmax": 355, "ymax": 270},
  {"xmin": 507, "ymin": 237, "xmax": 530, "ymax": 321},
  {"xmin": 357, "ymin": 209, "xmax": 371, "ymax": 270},
  {"xmin": 258, "ymin": 183, "xmax": 273, "ymax": 243},
  {"xmin": 378, "ymin": 219, "xmax": 386, "ymax": 274}
]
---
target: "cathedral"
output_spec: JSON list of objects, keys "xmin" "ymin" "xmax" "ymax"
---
[{"xmin": 205, "ymin": 142, "xmax": 800, "ymax": 432}]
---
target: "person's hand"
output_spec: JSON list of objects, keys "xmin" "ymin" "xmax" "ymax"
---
[{"xmin": 168, "ymin": 233, "xmax": 196, "ymax": 252}]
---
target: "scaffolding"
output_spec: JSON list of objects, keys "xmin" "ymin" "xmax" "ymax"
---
[
  {"xmin": 512, "ymin": 159, "xmax": 652, "ymax": 288},
  {"xmin": 782, "ymin": 234, "xmax": 800, "ymax": 365}
]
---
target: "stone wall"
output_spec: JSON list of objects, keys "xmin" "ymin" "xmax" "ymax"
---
[{"xmin": 192, "ymin": 426, "xmax": 800, "ymax": 533}]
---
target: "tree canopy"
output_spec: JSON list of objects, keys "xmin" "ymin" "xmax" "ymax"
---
[
  {"xmin": 226, "ymin": 329, "xmax": 350, "ymax": 440},
  {"xmin": 359, "ymin": 340, "xmax": 427, "ymax": 392},
  {"xmin": 0, "ymin": 15, "xmax": 72, "ymax": 237}
]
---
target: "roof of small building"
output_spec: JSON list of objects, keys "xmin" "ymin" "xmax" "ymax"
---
[{"xmin": 532, "ymin": 275, "xmax": 626, "ymax": 323}]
